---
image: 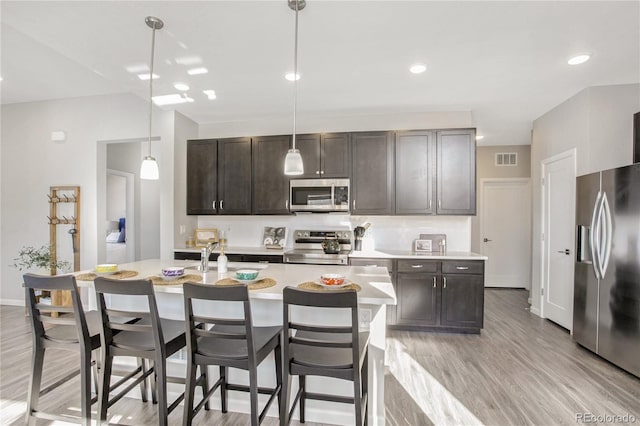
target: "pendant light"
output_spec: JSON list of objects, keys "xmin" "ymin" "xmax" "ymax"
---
[
  {"xmin": 140, "ymin": 16, "xmax": 163, "ymax": 180},
  {"xmin": 284, "ymin": 0, "xmax": 306, "ymax": 175}
]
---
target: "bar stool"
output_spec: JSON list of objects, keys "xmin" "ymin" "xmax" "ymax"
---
[
  {"xmin": 182, "ymin": 283, "xmax": 283, "ymax": 426},
  {"xmin": 94, "ymin": 277, "xmax": 206, "ymax": 426},
  {"xmin": 281, "ymin": 287, "xmax": 369, "ymax": 425},
  {"xmin": 23, "ymin": 273, "xmax": 101, "ymax": 425}
]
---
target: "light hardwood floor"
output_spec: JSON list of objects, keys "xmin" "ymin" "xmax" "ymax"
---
[{"xmin": 1, "ymin": 289, "xmax": 639, "ymax": 425}]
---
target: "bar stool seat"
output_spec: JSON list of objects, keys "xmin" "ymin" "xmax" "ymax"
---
[
  {"xmin": 290, "ymin": 330, "xmax": 369, "ymax": 370},
  {"xmin": 197, "ymin": 325, "xmax": 282, "ymax": 360},
  {"xmin": 110, "ymin": 318, "xmax": 186, "ymax": 352}
]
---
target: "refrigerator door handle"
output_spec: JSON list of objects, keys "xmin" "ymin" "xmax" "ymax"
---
[
  {"xmin": 589, "ymin": 191, "xmax": 603, "ymax": 279},
  {"xmin": 600, "ymin": 192, "xmax": 613, "ymax": 278}
]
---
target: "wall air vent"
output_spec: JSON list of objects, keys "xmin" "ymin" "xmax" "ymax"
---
[{"xmin": 495, "ymin": 152, "xmax": 518, "ymax": 166}]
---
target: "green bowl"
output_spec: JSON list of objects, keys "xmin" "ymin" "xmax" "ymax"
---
[{"xmin": 236, "ymin": 269, "xmax": 259, "ymax": 280}]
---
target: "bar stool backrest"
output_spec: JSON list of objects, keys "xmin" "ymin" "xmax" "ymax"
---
[
  {"xmin": 183, "ymin": 283, "xmax": 256, "ymax": 364},
  {"xmin": 93, "ymin": 277, "xmax": 164, "ymax": 357},
  {"xmin": 23, "ymin": 273, "xmax": 90, "ymax": 349},
  {"xmin": 282, "ymin": 287, "xmax": 359, "ymax": 368}
]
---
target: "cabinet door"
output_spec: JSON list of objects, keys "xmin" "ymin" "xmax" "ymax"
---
[
  {"xmin": 351, "ymin": 132, "xmax": 394, "ymax": 215},
  {"xmin": 396, "ymin": 272, "xmax": 439, "ymax": 326},
  {"xmin": 395, "ymin": 131, "xmax": 435, "ymax": 214},
  {"xmin": 436, "ymin": 130, "xmax": 476, "ymax": 215},
  {"xmin": 187, "ymin": 139, "xmax": 217, "ymax": 215},
  {"xmin": 440, "ymin": 274, "xmax": 484, "ymax": 329},
  {"xmin": 321, "ymin": 133, "xmax": 350, "ymax": 178},
  {"xmin": 252, "ymin": 135, "xmax": 291, "ymax": 214},
  {"xmin": 217, "ymin": 137, "xmax": 252, "ymax": 215},
  {"xmin": 296, "ymin": 134, "xmax": 321, "ymax": 178}
]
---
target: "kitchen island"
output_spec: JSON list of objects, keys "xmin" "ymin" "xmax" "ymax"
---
[{"xmin": 77, "ymin": 259, "xmax": 396, "ymax": 426}]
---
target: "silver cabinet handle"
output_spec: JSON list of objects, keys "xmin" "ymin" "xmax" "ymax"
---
[
  {"xmin": 438, "ymin": 199, "xmax": 442, "ymax": 209},
  {"xmin": 316, "ymin": 170, "xmax": 320, "ymax": 175},
  {"xmin": 321, "ymin": 170, "xmax": 325, "ymax": 175},
  {"xmin": 285, "ymin": 199, "xmax": 289, "ymax": 209},
  {"xmin": 213, "ymin": 200, "xmax": 216, "ymax": 210},
  {"xmin": 433, "ymin": 276, "xmax": 436, "ymax": 288},
  {"xmin": 443, "ymin": 276, "xmax": 447, "ymax": 288},
  {"xmin": 352, "ymin": 199, "xmax": 356, "ymax": 210},
  {"xmin": 220, "ymin": 200, "xmax": 224, "ymax": 210},
  {"xmin": 456, "ymin": 266, "xmax": 469, "ymax": 270},
  {"xmin": 428, "ymin": 199, "xmax": 432, "ymax": 210},
  {"xmin": 557, "ymin": 249, "xmax": 571, "ymax": 255},
  {"xmin": 411, "ymin": 264, "xmax": 424, "ymax": 269}
]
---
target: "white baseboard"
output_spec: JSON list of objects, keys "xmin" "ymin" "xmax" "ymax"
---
[
  {"xmin": 1, "ymin": 298, "xmax": 25, "ymax": 307},
  {"xmin": 528, "ymin": 297, "xmax": 532, "ymax": 304},
  {"xmin": 530, "ymin": 306, "xmax": 541, "ymax": 317}
]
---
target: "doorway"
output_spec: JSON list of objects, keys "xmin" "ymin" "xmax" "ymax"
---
[
  {"xmin": 541, "ymin": 149, "xmax": 576, "ymax": 331},
  {"xmin": 106, "ymin": 169, "xmax": 135, "ymax": 263},
  {"xmin": 480, "ymin": 178, "xmax": 531, "ymax": 288}
]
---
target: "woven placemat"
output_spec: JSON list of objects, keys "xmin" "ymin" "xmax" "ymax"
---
[
  {"xmin": 298, "ymin": 282, "xmax": 361, "ymax": 292},
  {"xmin": 76, "ymin": 270, "xmax": 139, "ymax": 281},
  {"xmin": 215, "ymin": 277, "xmax": 276, "ymax": 290},
  {"xmin": 149, "ymin": 274, "xmax": 203, "ymax": 285}
]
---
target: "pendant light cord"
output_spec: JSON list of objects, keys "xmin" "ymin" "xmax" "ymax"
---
[
  {"xmin": 292, "ymin": 0, "xmax": 299, "ymax": 151},
  {"xmin": 148, "ymin": 22, "xmax": 157, "ymax": 157}
]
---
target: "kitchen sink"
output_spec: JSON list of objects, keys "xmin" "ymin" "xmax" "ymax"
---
[{"xmin": 184, "ymin": 265, "xmax": 239, "ymax": 272}]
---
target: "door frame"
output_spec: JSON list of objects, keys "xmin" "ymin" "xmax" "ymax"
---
[
  {"xmin": 106, "ymin": 169, "xmax": 135, "ymax": 263},
  {"xmin": 479, "ymin": 177, "xmax": 531, "ymax": 288},
  {"xmin": 539, "ymin": 148, "xmax": 577, "ymax": 324}
]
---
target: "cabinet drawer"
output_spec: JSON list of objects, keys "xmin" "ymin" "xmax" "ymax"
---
[
  {"xmin": 349, "ymin": 258, "xmax": 394, "ymax": 273},
  {"xmin": 397, "ymin": 259, "xmax": 438, "ymax": 273},
  {"xmin": 442, "ymin": 260, "xmax": 483, "ymax": 275}
]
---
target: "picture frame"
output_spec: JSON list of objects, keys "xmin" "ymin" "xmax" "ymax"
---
[
  {"xmin": 263, "ymin": 226, "xmax": 287, "ymax": 248},
  {"xmin": 414, "ymin": 239, "xmax": 433, "ymax": 252},
  {"xmin": 194, "ymin": 228, "xmax": 218, "ymax": 247}
]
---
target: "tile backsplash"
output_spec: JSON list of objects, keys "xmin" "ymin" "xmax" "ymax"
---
[{"xmin": 196, "ymin": 214, "xmax": 471, "ymax": 252}]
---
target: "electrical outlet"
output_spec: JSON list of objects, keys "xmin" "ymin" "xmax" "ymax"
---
[
  {"xmin": 359, "ymin": 308, "xmax": 372, "ymax": 330},
  {"xmin": 179, "ymin": 225, "xmax": 186, "ymax": 235}
]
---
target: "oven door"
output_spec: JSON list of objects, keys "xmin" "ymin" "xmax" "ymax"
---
[{"xmin": 289, "ymin": 179, "xmax": 349, "ymax": 212}]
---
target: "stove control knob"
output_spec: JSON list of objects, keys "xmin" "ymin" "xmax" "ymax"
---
[
  {"xmin": 304, "ymin": 232, "xmax": 310, "ymax": 237},
  {"xmin": 296, "ymin": 231, "xmax": 302, "ymax": 238}
]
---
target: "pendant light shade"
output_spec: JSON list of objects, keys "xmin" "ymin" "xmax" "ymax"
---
[
  {"xmin": 140, "ymin": 16, "xmax": 163, "ymax": 181},
  {"xmin": 284, "ymin": 148, "xmax": 304, "ymax": 175},
  {"xmin": 140, "ymin": 156, "xmax": 160, "ymax": 180},
  {"xmin": 284, "ymin": 0, "xmax": 306, "ymax": 175}
]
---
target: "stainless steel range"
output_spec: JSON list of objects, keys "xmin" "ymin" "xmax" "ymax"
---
[{"xmin": 284, "ymin": 229, "xmax": 352, "ymax": 265}]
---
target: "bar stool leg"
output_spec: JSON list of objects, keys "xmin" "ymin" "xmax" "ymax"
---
[
  {"xmin": 249, "ymin": 367, "xmax": 259, "ymax": 426},
  {"xmin": 138, "ymin": 358, "xmax": 149, "ymax": 402},
  {"xmin": 354, "ymin": 366, "xmax": 363, "ymax": 426},
  {"xmin": 363, "ymin": 350, "xmax": 369, "ymax": 426},
  {"xmin": 80, "ymin": 347, "xmax": 92, "ymax": 426},
  {"xmin": 299, "ymin": 375, "xmax": 306, "ymax": 423},
  {"xmin": 201, "ymin": 365, "xmax": 210, "ymax": 411},
  {"xmin": 274, "ymin": 342, "xmax": 283, "ymax": 419},
  {"xmin": 182, "ymin": 356, "xmax": 198, "ymax": 426},
  {"xmin": 25, "ymin": 348, "xmax": 44, "ymax": 425},
  {"xmin": 220, "ymin": 366, "xmax": 228, "ymax": 413},
  {"xmin": 150, "ymin": 360, "xmax": 158, "ymax": 404},
  {"xmin": 155, "ymin": 357, "xmax": 169, "ymax": 426},
  {"xmin": 280, "ymin": 367, "xmax": 291, "ymax": 426},
  {"xmin": 98, "ymin": 353, "xmax": 114, "ymax": 425}
]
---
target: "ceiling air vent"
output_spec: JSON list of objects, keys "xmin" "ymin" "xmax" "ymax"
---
[{"xmin": 495, "ymin": 152, "xmax": 517, "ymax": 166}]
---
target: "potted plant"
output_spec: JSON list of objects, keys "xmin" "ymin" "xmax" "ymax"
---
[{"xmin": 12, "ymin": 244, "xmax": 71, "ymax": 274}]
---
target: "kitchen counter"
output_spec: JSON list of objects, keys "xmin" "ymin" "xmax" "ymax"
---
[
  {"xmin": 349, "ymin": 249, "xmax": 488, "ymax": 260},
  {"xmin": 173, "ymin": 245, "xmax": 287, "ymax": 256},
  {"xmin": 75, "ymin": 259, "xmax": 394, "ymax": 425}
]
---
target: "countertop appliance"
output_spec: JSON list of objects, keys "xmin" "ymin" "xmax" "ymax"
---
[
  {"xmin": 289, "ymin": 178, "xmax": 349, "ymax": 212},
  {"xmin": 574, "ymin": 163, "xmax": 640, "ymax": 378},
  {"xmin": 284, "ymin": 229, "xmax": 352, "ymax": 265}
]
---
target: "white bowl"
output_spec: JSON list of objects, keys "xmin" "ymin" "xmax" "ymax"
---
[{"xmin": 162, "ymin": 267, "xmax": 185, "ymax": 280}]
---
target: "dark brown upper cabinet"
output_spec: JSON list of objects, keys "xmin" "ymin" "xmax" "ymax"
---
[
  {"xmin": 217, "ymin": 137, "xmax": 252, "ymax": 215},
  {"xmin": 187, "ymin": 139, "xmax": 217, "ymax": 215},
  {"xmin": 252, "ymin": 135, "xmax": 292, "ymax": 215},
  {"xmin": 395, "ymin": 130, "xmax": 436, "ymax": 214},
  {"xmin": 351, "ymin": 131, "xmax": 394, "ymax": 215},
  {"xmin": 296, "ymin": 133, "xmax": 350, "ymax": 178},
  {"xmin": 436, "ymin": 129, "xmax": 476, "ymax": 215}
]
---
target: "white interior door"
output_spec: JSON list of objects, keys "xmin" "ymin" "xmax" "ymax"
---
[
  {"xmin": 542, "ymin": 151, "xmax": 576, "ymax": 330},
  {"xmin": 480, "ymin": 179, "xmax": 531, "ymax": 288}
]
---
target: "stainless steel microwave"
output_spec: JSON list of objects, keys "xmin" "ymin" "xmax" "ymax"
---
[{"xmin": 289, "ymin": 178, "xmax": 350, "ymax": 212}]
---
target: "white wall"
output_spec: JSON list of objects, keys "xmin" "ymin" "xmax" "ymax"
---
[
  {"xmin": 173, "ymin": 112, "xmax": 199, "ymax": 248},
  {"xmin": 0, "ymin": 93, "xmax": 174, "ymax": 304},
  {"xmin": 530, "ymin": 83, "xmax": 640, "ymax": 314},
  {"xmin": 106, "ymin": 173, "xmax": 126, "ymax": 220}
]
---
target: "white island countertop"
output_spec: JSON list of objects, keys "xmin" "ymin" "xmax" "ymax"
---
[{"xmin": 77, "ymin": 259, "xmax": 396, "ymax": 306}]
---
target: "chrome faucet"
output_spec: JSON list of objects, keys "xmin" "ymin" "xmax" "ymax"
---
[{"xmin": 200, "ymin": 240, "xmax": 219, "ymax": 272}]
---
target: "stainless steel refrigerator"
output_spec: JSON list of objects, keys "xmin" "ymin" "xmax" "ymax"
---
[{"xmin": 574, "ymin": 163, "xmax": 640, "ymax": 378}]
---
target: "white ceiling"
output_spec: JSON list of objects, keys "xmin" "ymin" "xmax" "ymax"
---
[{"xmin": 1, "ymin": 1, "xmax": 638, "ymax": 146}]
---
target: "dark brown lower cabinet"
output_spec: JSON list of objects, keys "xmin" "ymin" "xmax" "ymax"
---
[{"xmin": 391, "ymin": 260, "xmax": 484, "ymax": 333}]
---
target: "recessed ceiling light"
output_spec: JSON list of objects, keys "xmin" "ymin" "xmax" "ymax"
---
[
  {"xmin": 409, "ymin": 64, "xmax": 427, "ymax": 74},
  {"xmin": 175, "ymin": 56, "xmax": 202, "ymax": 66},
  {"xmin": 0, "ymin": 76, "xmax": 3, "ymax": 81},
  {"xmin": 476, "ymin": 135, "xmax": 484, "ymax": 141},
  {"xmin": 285, "ymin": 72, "xmax": 301, "ymax": 81},
  {"xmin": 126, "ymin": 64, "xmax": 149, "ymax": 73},
  {"xmin": 187, "ymin": 67, "xmax": 208, "ymax": 75},
  {"xmin": 203, "ymin": 90, "xmax": 217, "ymax": 100},
  {"xmin": 152, "ymin": 93, "xmax": 194, "ymax": 106},
  {"xmin": 568, "ymin": 54, "xmax": 591, "ymax": 65},
  {"xmin": 174, "ymin": 83, "xmax": 190, "ymax": 91},
  {"xmin": 138, "ymin": 73, "xmax": 159, "ymax": 80}
]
